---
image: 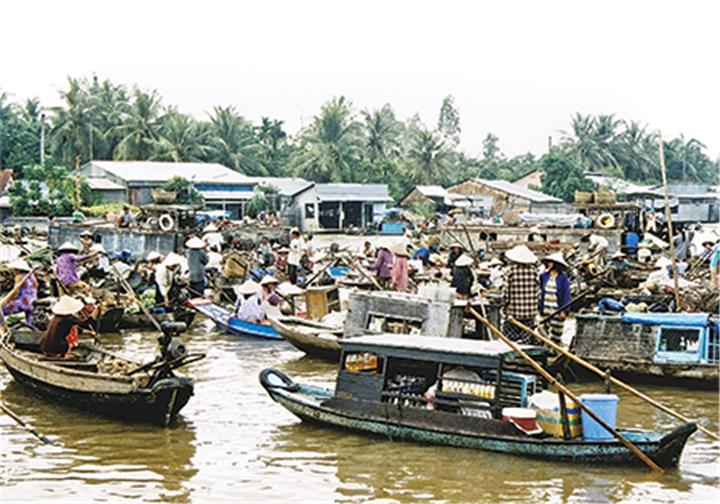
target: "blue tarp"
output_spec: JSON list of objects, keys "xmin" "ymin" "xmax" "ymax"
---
[{"xmin": 621, "ymin": 312, "xmax": 709, "ymax": 327}]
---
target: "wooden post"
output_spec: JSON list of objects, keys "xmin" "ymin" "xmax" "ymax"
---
[
  {"xmin": 658, "ymin": 133, "xmax": 682, "ymax": 311},
  {"xmin": 507, "ymin": 316, "xmax": 720, "ymax": 441},
  {"xmin": 467, "ymin": 307, "xmax": 665, "ymax": 472}
]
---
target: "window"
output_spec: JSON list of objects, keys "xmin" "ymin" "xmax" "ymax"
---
[{"xmin": 305, "ymin": 203, "xmax": 315, "ymax": 219}]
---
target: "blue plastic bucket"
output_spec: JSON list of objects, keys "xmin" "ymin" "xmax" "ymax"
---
[{"xmin": 579, "ymin": 393, "xmax": 619, "ymax": 441}]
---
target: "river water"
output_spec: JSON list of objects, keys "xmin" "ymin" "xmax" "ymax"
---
[{"xmin": 1, "ymin": 320, "xmax": 718, "ymax": 503}]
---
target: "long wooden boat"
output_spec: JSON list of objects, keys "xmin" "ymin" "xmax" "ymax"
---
[
  {"xmin": 118, "ymin": 308, "xmax": 196, "ymax": 331},
  {"xmin": 188, "ymin": 298, "xmax": 282, "ymax": 340},
  {"xmin": 269, "ymin": 316, "xmax": 342, "ymax": 361},
  {"xmin": 260, "ymin": 335, "xmax": 696, "ymax": 467},
  {"xmin": 0, "ymin": 330, "xmax": 202, "ymax": 426},
  {"xmin": 570, "ymin": 312, "xmax": 719, "ymax": 388}
]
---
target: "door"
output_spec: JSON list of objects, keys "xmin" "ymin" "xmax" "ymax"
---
[
  {"xmin": 343, "ymin": 202, "xmax": 362, "ymax": 228},
  {"xmin": 319, "ymin": 202, "xmax": 340, "ymax": 229}
]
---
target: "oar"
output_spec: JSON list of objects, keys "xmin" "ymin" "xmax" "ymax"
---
[
  {"xmin": 0, "ymin": 402, "xmax": 56, "ymax": 445},
  {"xmin": 466, "ymin": 306, "xmax": 664, "ymax": 473},
  {"xmin": 509, "ymin": 316, "xmax": 720, "ymax": 441}
]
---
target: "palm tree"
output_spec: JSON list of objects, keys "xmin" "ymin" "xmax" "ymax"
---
[
  {"xmin": 362, "ymin": 104, "xmax": 401, "ymax": 162},
  {"xmin": 206, "ymin": 106, "xmax": 264, "ymax": 175},
  {"xmin": 86, "ymin": 77, "xmax": 130, "ymax": 160},
  {"xmin": 256, "ymin": 117, "xmax": 288, "ymax": 176},
  {"xmin": 407, "ymin": 128, "xmax": 448, "ymax": 185},
  {"xmin": 563, "ymin": 113, "xmax": 620, "ymax": 173},
  {"xmin": 112, "ymin": 88, "xmax": 164, "ymax": 160},
  {"xmin": 612, "ymin": 120, "xmax": 657, "ymax": 181},
  {"xmin": 290, "ymin": 96, "xmax": 363, "ymax": 182},
  {"xmin": 50, "ymin": 77, "xmax": 95, "ymax": 165},
  {"xmin": 151, "ymin": 110, "xmax": 211, "ymax": 162}
]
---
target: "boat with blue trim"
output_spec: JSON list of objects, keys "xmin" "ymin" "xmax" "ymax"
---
[
  {"xmin": 260, "ymin": 334, "xmax": 696, "ymax": 466},
  {"xmin": 188, "ymin": 298, "xmax": 282, "ymax": 340}
]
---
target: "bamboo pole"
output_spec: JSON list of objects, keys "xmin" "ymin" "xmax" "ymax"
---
[
  {"xmin": 658, "ymin": 133, "xmax": 682, "ymax": 310},
  {"xmin": 1, "ymin": 402, "xmax": 55, "ymax": 445},
  {"xmin": 466, "ymin": 307, "xmax": 665, "ymax": 473},
  {"xmin": 509, "ymin": 316, "xmax": 719, "ymax": 441}
]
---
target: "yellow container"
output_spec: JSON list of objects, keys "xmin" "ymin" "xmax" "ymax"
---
[{"xmin": 535, "ymin": 403, "xmax": 583, "ymax": 438}]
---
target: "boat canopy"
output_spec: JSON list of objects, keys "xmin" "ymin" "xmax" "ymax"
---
[
  {"xmin": 341, "ymin": 334, "xmax": 548, "ymax": 368},
  {"xmin": 621, "ymin": 313, "xmax": 710, "ymax": 328}
]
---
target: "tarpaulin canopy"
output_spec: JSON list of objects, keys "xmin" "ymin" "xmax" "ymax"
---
[{"xmin": 621, "ymin": 312, "xmax": 709, "ymax": 327}]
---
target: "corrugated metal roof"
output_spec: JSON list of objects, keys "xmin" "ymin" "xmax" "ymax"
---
[
  {"xmin": 244, "ymin": 177, "xmax": 313, "ymax": 196},
  {"xmin": 86, "ymin": 178, "xmax": 125, "ymax": 190},
  {"xmin": 199, "ymin": 190, "xmax": 254, "ymax": 201},
  {"xmin": 85, "ymin": 161, "xmax": 253, "ymax": 185},
  {"xmin": 476, "ymin": 179, "xmax": 562, "ymax": 203},
  {"xmin": 415, "ymin": 185, "xmax": 449, "ymax": 198},
  {"xmin": 314, "ymin": 183, "xmax": 391, "ymax": 202}
]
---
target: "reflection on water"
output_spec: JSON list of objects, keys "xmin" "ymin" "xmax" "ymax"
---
[{"xmin": 1, "ymin": 320, "xmax": 718, "ymax": 503}]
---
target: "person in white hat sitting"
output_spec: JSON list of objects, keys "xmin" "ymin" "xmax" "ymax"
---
[
  {"xmin": 39, "ymin": 296, "xmax": 86, "ymax": 356},
  {"xmin": 450, "ymin": 254, "xmax": 474, "ymax": 299},
  {"xmin": 155, "ymin": 253, "xmax": 184, "ymax": 307},
  {"xmin": 233, "ymin": 279, "xmax": 266, "ymax": 323},
  {"xmin": 260, "ymin": 276, "xmax": 281, "ymax": 306},
  {"xmin": 185, "ymin": 237, "xmax": 209, "ymax": 296},
  {"xmin": 539, "ymin": 252, "xmax": 571, "ymax": 345},
  {"xmin": 502, "ymin": 245, "xmax": 539, "ymax": 344},
  {"xmin": 1, "ymin": 259, "xmax": 38, "ymax": 326},
  {"xmin": 55, "ymin": 241, "xmax": 102, "ymax": 294},
  {"xmin": 608, "ymin": 251, "xmax": 631, "ymax": 288},
  {"xmin": 202, "ymin": 223, "xmax": 224, "ymax": 252}
]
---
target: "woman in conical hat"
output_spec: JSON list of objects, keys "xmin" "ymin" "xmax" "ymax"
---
[
  {"xmin": 450, "ymin": 254, "xmax": 475, "ymax": 299},
  {"xmin": 540, "ymin": 252, "xmax": 571, "ymax": 345},
  {"xmin": 40, "ymin": 296, "xmax": 85, "ymax": 356},
  {"xmin": 2, "ymin": 258, "xmax": 38, "ymax": 326}
]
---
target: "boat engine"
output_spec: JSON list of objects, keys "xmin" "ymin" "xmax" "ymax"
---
[{"xmin": 158, "ymin": 321, "xmax": 188, "ymax": 361}]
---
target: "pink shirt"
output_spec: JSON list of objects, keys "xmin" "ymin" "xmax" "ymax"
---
[{"xmin": 391, "ymin": 256, "xmax": 409, "ymax": 292}]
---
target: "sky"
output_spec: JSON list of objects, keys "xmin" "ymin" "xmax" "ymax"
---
[{"xmin": 2, "ymin": 0, "xmax": 719, "ymax": 159}]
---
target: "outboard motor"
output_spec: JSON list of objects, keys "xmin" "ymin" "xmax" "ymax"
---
[{"xmin": 158, "ymin": 321, "xmax": 188, "ymax": 361}]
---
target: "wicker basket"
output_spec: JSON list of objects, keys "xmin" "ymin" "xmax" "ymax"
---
[
  {"xmin": 574, "ymin": 191, "xmax": 593, "ymax": 204},
  {"xmin": 152, "ymin": 189, "xmax": 177, "ymax": 204},
  {"xmin": 594, "ymin": 191, "xmax": 616, "ymax": 204}
]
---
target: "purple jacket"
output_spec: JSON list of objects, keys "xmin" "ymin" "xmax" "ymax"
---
[{"xmin": 367, "ymin": 248, "xmax": 393, "ymax": 278}]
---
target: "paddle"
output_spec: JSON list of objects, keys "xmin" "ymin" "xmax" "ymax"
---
[
  {"xmin": 1, "ymin": 402, "xmax": 56, "ymax": 446},
  {"xmin": 467, "ymin": 306, "xmax": 665, "ymax": 473},
  {"xmin": 509, "ymin": 316, "xmax": 720, "ymax": 442}
]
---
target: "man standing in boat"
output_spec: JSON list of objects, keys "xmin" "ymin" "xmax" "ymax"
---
[{"xmin": 501, "ymin": 245, "xmax": 539, "ymax": 344}]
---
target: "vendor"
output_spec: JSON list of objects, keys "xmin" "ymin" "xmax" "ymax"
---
[
  {"xmin": 202, "ymin": 223, "xmax": 224, "ymax": 252},
  {"xmin": 185, "ymin": 237, "xmax": 209, "ymax": 296},
  {"xmin": 390, "ymin": 242, "xmax": 410, "ymax": 292},
  {"xmin": 501, "ymin": 245, "xmax": 539, "ymax": 344},
  {"xmin": 155, "ymin": 253, "xmax": 184, "ymax": 307},
  {"xmin": 260, "ymin": 276, "xmax": 281, "ymax": 306},
  {"xmin": 257, "ymin": 237, "xmax": 275, "ymax": 268},
  {"xmin": 411, "ymin": 238, "xmax": 439, "ymax": 267},
  {"xmin": 539, "ymin": 252, "xmax": 571, "ymax": 345},
  {"xmin": 117, "ymin": 206, "xmax": 134, "ymax": 228},
  {"xmin": 55, "ymin": 241, "xmax": 99, "ymax": 294},
  {"xmin": 450, "ymin": 254, "xmax": 474, "ymax": 299},
  {"xmin": 447, "ymin": 242, "xmax": 464, "ymax": 268},
  {"xmin": 40, "ymin": 296, "xmax": 85, "ymax": 356},
  {"xmin": 1, "ymin": 259, "xmax": 37, "ymax": 326},
  {"xmin": 367, "ymin": 245, "xmax": 394, "ymax": 289},
  {"xmin": 234, "ymin": 279, "xmax": 266, "ymax": 323},
  {"xmin": 608, "ymin": 251, "xmax": 631, "ymax": 288}
]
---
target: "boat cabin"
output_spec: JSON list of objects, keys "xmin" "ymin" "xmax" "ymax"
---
[{"xmin": 336, "ymin": 335, "xmax": 549, "ymax": 419}]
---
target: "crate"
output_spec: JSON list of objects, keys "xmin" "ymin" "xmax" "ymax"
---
[
  {"xmin": 594, "ymin": 191, "xmax": 616, "ymax": 204},
  {"xmin": 488, "ymin": 371, "xmax": 539, "ymax": 408},
  {"xmin": 574, "ymin": 191, "xmax": 593, "ymax": 203},
  {"xmin": 305, "ymin": 284, "xmax": 340, "ymax": 320}
]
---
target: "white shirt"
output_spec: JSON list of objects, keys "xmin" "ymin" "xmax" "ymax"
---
[
  {"xmin": 288, "ymin": 238, "xmax": 304, "ymax": 266},
  {"xmin": 589, "ymin": 235, "xmax": 609, "ymax": 252},
  {"xmin": 203, "ymin": 232, "xmax": 224, "ymax": 250}
]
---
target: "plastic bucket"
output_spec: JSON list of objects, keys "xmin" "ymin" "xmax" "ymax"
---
[{"xmin": 579, "ymin": 394, "xmax": 619, "ymax": 441}]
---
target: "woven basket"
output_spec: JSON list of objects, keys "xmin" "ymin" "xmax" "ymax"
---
[
  {"xmin": 574, "ymin": 191, "xmax": 593, "ymax": 203},
  {"xmin": 594, "ymin": 191, "xmax": 616, "ymax": 204},
  {"xmin": 152, "ymin": 189, "xmax": 177, "ymax": 204}
]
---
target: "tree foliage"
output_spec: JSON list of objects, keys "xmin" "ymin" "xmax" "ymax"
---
[
  {"xmin": 9, "ymin": 160, "xmax": 93, "ymax": 216},
  {"xmin": 540, "ymin": 148, "xmax": 593, "ymax": 202}
]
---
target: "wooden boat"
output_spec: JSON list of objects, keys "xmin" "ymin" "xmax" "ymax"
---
[
  {"xmin": 570, "ymin": 312, "xmax": 719, "ymax": 388},
  {"xmin": 188, "ymin": 298, "xmax": 282, "ymax": 340},
  {"xmin": 0, "ymin": 329, "xmax": 203, "ymax": 426},
  {"xmin": 118, "ymin": 308, "xmax": 196, "ymax": 331},
  {"xmin": 269, "ymin": 316, "xmax": 343, "ymax": 361},
  {"xmin": 260, "ymin": 335, "xmax": 696, "ymax": 467}
]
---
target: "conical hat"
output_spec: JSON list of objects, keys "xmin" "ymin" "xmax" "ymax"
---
[
  {"xmin": 51, "ymin": 295, "xmax": 84, "ymax": 315},
  {"xmin": 260, "ymin": 275, "xmax": 280, "ymax": 286},
  {"xmin": 185, "ymin": 237, "xmax": 206, "ymax": 249},
  {"xmin": 611, "ymin": 251, "xmax": 626, "ymax": 259},
  {"xmin": 6, "ymin": 258, "xmax": 31, "ymax": 272},
  {"xmin": 236, "ymin": 279, "xmax": 261, "ymax": 295},
  {"xmin": 204, "ymin": 223, "xmax": 218, "ymax": 232},
  {"xmin": 163, "ymin": 252, "xmax": 184, "ymax": 267},
  {"xmin": 487, "ymin": 258, "xmax": 503, "ymax": 267},
  {"xmin": 146, "ymin": 251, "xmax": 163, "ymax": 262},
  {"xmin": 390, "ymin": 242, "xmax": 409, "ymax": 257},
  {"xmin": 455, "ymin": 254, "xmax": 473, "ymax": 267},
  {"xmin": 57, "ymin": 241, "xmax": 80, "ymax": 253},
  {"xmin": 505, "ymin": 245, "xmax": 538, "ymax": 265},
  {"xmin": 542, "ymin": 252, "xmax": 569, "ymax": 269}
]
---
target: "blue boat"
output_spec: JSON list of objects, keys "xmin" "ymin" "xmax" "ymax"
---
[
  {"xmin": 188, "ymin": 298, "xmax": 282, "ymax": 340},
  {"xmin": 260, "ymin": 335, "xmax": 696, "ymax": 467}
]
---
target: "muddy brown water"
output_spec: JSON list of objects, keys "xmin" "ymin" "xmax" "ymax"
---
[{"xmin": 1, "ymin": 320, "xmax": 718, "ymax": 503}]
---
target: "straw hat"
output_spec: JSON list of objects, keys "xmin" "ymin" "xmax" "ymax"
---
[
  {"xmin": 391, "ymin": 242, "xmax": 409, "ymax": 257},
  {"xmin": 51, "ymin": 295, "xmax": 84, "ymax": 316},
  {"xmin": 185, "ymin": 237, "xmax": 206, "ymax": 249},
  {"xmin": 505, "ymin": 245, "xmax": 538, "ymax": 265},
  {"xmin": 204, "ymin": 223, "xmax": 218, "ymax": 233},
  {"xmin": 236, "ymin": 279, "xmax": 261, "ymax": 295},
  {"xmin": 529, "ymin": 226, "xmax": 541, "ymax": 235},
  {"xmin": 487, "ymin": 258, "xmax": 503, "ymax": 267},
  {"xmin": 449, "ymin": 241, "xmax": 464, "ymax": 250},
  {"xmin": 78, "ymin": 230, "xmax": 93, "ymax": 239},
  {"xmin": 542, "ymin": 252, "xmax": 569, "ymax": 270},
  {"xmin": 6, "ymin": 258, "xmax": 31, "ymax": 272},
  {"xmin": 455, "ymin": 254, "xmax": 473, "ymax": 267},
  {"xmin": 146, "ymin": 251, "xmax": 163, "ymax": 262},
  {"xmin": 163, "ymin": 252, "xmax": 184, "ymax": 267},
  {"xmin": 57, "ymin": 241, "xmax": 80, "ymax": 253},
  {"xmin": 260, "ymin": 275, "xmax": 280, "ymax": 286},
  {"xmin": 611, "ymin": 251, "xmax": 626, "ymax": 259}
]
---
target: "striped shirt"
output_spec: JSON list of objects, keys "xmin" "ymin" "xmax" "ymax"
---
[{"xmin": 502, "ymin": 264, "xmax": 539, "ymax": 320}]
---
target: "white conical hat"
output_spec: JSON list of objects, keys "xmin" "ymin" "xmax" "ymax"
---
[
  {"xmin": 236, "ymin": 279, "xmax": 261, "ymax": 295},
  {"xmin": 390, "ymin": 242, "xmax": 409, "ymax": 257},
  {"xmin": 204, "ymin": 223, "xmax": 218, "ymax": 232},
  {"xmin": 51, "ymin": 295, "xmax": 84, "ymax": 315},
  {"xmin": 163, "ymin": 252, "xmax": 184, "ymax": 267},
  {"xmin": 260, "ymin": 275, "xmax": 280, "ymax": 286},
  {"xmin": 57, "ymin": 241, "xmax": 80, "ymax": 253},
  {"xmin": 6, "ymin": 258, "xmax": 31, "ymax": 272},
  {"xmin": 455, "ymin": 254, "xmax": 473, "ymax": 267},
  {"xmin": 542, "ymin": 252, "xmax": 569, "ymax": 269},
  {"xmin": 146, "ymin": 251, "xmax": 163, "ymax": 262},
  {"xmin": 185, "ymin": 237, "xmax": 206, "ymax": 249},
  {"xmin": 505, "ymin": 245, "xmax": 538, "ymax": 265}
]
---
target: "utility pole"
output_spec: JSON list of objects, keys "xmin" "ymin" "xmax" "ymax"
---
[
  {"xmin": 548, "ymin": 135, "xmax": 553, "ymax": 152},
  {"xmin": 658, "ymin": 132, "xmax": 681, "ymax": 311},
  {"xmin": 74, "ymin": 155, "xmax": 82, "ymax": 210},
  {"xmin": 40, "ymin": 113, "xmax": 46, "ymax": 164}
]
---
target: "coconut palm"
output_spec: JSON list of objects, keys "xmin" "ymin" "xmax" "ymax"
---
[
  {"xmin": 50, "ymin": 77, "xmax": 96, "ymax": 165},
  {"xmin": 407, "ymin": 128, "xmax": 448, "ymax": 185},
  {"xmin": 206, "ymin": 105, "xmax": 264, "ymax": 175},
  {"xmin": 151, "ymin": 110, "xmax": 211, "ymax": 162},
  {"xmin": 112, "ymin": 88, "xmax": 164, "ymax": 160}
]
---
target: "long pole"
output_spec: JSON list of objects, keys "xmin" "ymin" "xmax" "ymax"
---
[
  {"xmin": 466, "ymin": 307, "xmax": 664, "ymax": 473},
  {"xmin": 658, "ymin": 133, "xmax": 681, "ymax": 310},
  {"xmin": 1, "ymin": 402, "xmax": 55, "ymax": 445},
  {"xmin": 509, "ymin": 317, "xmax": 719, "ymax": 441}
]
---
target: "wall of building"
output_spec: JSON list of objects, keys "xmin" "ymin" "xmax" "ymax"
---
[
  {"xmin": 293, "ymin": 187, "xmax": 319, "ymax": 232},
  {"xmin": 94, "ymin": 189, "xmax": 127, "ymax": 204},
  {"xmin": 399, "ymin": 189, "xmax": 433, "ymax": 208},
  {"xmin": 448, "ymin": 180, "xmax": 530, "ymax": 223},
  {"xmin": 514, "ymin": 170, "xmax": 543, "ymax": 190}
]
